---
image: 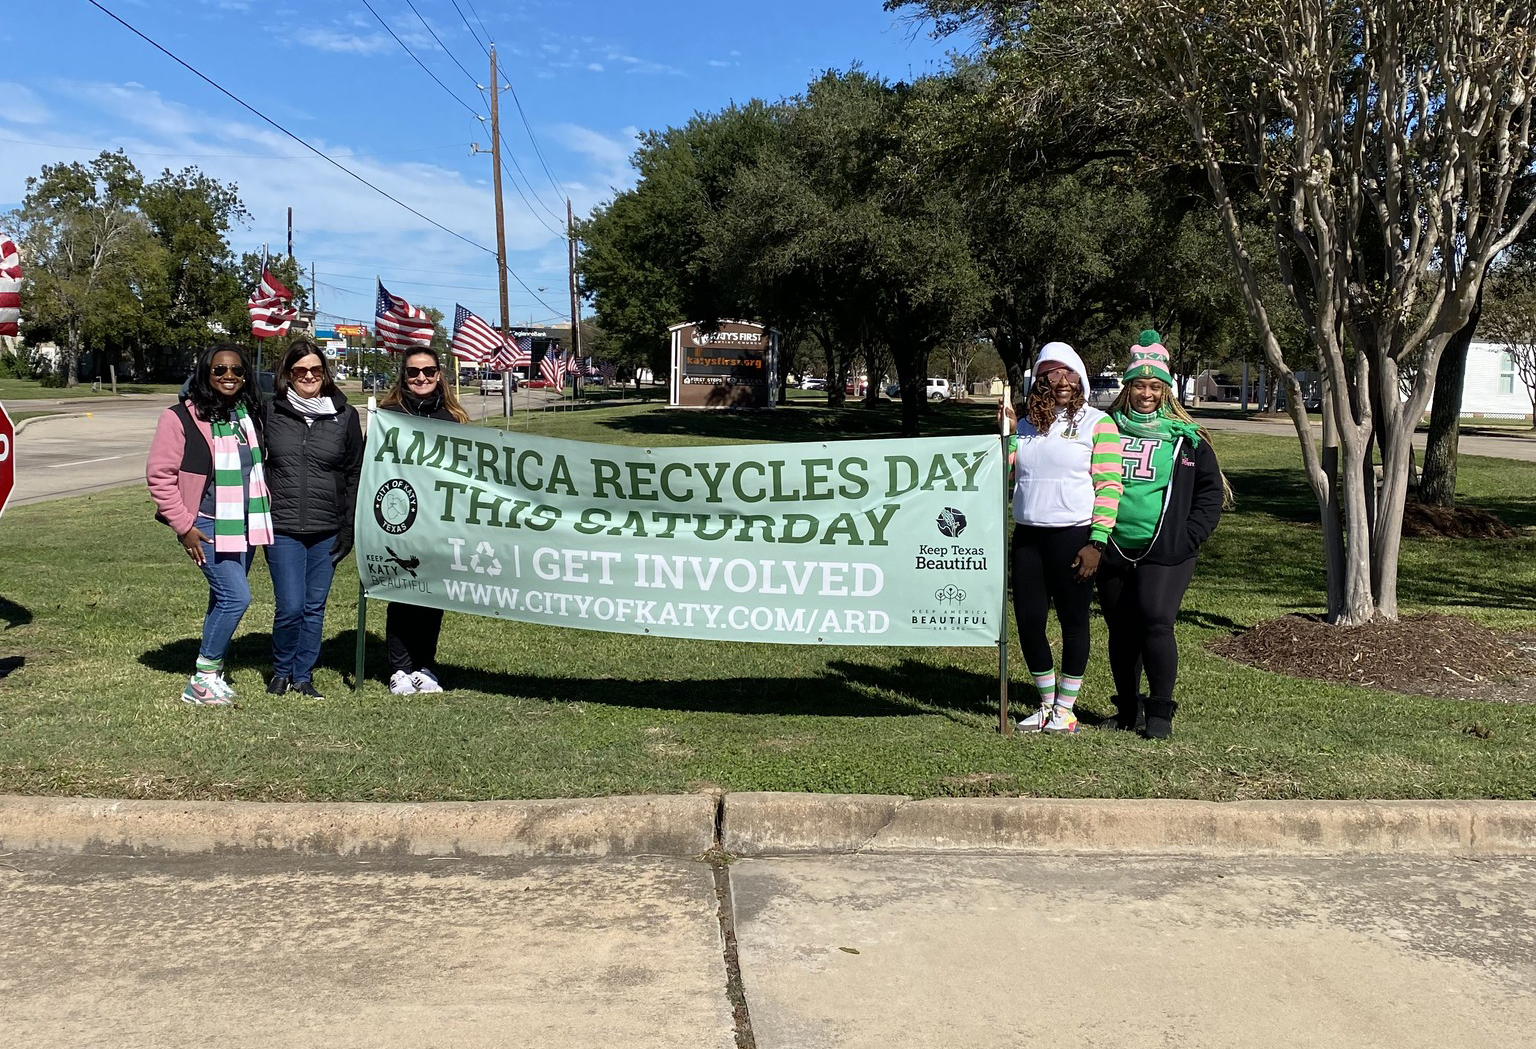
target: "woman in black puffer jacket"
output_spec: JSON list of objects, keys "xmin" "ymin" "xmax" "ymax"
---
[{"xmin": 261, "ymin": 337, "xmax": 364, "ymax": 699}]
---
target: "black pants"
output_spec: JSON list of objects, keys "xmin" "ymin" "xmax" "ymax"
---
[
  {"xmin": 386, "ymin": 601, "xmax": 444, "ymax": 675},
  {"xmin": 1010, "ymin": 524, "xmax": 1093, "ymax": 677},
  {"xmin": 1096, "ymin": 556, "xmax": 1198, "ymax": 701}
]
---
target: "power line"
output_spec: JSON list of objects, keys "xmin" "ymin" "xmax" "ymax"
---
[
  {"xmin": 359, "ymin": 0, "xmax": 482, "ymax": 120},
  {"xmin": 463, "ymin": 0, "xmax": 496, "ymax": 49},
  {"xmin": 0, "ymin": 134, "xmax": 469, "ymax": 161},
  {"xmin": 449, "ymin": 0, "xmax": 492, "ymax": 59},
  {"xmin": 503, "ymin": 80, "xmax": 570, "ymax": 204},
  {"xmin": 84, "ymin": 0, "xmax": 495, "ymax": 258},
  {"xmin": 402, "ymin": 0, "xmax": 482, "ymax": 91}
]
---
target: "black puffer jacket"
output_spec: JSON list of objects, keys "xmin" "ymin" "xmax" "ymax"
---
[{"xmin": 262, "ymin": 391, "xmax": 364, "ymax": 540}]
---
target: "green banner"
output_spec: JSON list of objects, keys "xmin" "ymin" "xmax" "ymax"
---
[{"xmin": 356, "ymin": 412, "xmax": 1004, "ymax": 646}]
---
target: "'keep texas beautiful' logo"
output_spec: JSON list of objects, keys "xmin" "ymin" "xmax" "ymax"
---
[{"xmin": 908, "ymin": 507, "xmax": 990, "ymax": 631}]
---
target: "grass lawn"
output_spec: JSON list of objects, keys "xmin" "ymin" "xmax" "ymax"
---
[
  {"xmin": 0, "ymin": 378, "xmax": 184, "ymax": 400},
  {"xmin": 1, "ymin": 401, "xmax": 1533, "ymax": 803}
]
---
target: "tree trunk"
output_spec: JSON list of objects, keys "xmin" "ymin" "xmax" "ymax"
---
[{"xmin": 1418, "ymin": 293, "xmax": 1482, "ymax": 507}]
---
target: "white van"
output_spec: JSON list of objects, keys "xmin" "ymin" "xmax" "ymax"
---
[{"xmin": 1089, "ymin": 373, "xmax": 1123, "ymax": 408}]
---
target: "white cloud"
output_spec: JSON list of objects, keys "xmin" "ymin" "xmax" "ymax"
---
[
  {"xmin": 606, "ymin": 53, "xmax": 683, "ymax": 77},
  {"xmin": 292, "ymin": 29, "xmax": 393, "ymax": 55},
  {"xmin": 548, "ymin": 123, "xmax": 640, "ymax": 199},
  {"xmin": 0, "ymin": 83, "xmax": 51, "ymax": 125},
  {"xmin": 587, "ymin": 63, "xmax": 604, "ymax": 73},
  {"xmin": 0, "ymin": 81, "xmax": 571, "ymax": 323}
]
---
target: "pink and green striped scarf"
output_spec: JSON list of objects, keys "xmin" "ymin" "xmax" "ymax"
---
[{"xmin": 210, "ymin": 404, "xmax": 273, "ymax": 552}]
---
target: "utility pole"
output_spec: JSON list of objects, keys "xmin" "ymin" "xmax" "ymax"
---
[
  {"xmin": 490, "ymin": 47, "xmax": 511, "ymax": 340},
  {"xmin": 287, "ymin": 207, "xmax": 294, "ymax": 260},
  {"xmin": 489, "ymin": 46, "xmax": 513, "ymax": 418},
  {"xmin": 568, "ymin": 197, "xmax": 582, "ymax": 391}
]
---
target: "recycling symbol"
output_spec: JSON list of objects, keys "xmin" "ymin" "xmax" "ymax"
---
[{"xmin": 468, "ymin": 541, "xmax": 502, "ymax": 576}]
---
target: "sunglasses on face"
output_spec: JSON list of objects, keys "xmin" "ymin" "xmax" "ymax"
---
[
  {"xmin": 405, "ymin": 365, "xmax": 440, "ymax": 379},
  {"xmin": 290, "ymin": 365, "xmax": 326, "ymax": 380},
  {"xmin": 211, "ymin": 365, "xmax": 246, "ymax": 377}
]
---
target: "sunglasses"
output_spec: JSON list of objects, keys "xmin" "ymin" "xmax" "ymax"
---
[
  {"xmin": 211, "ymin": 364, "xmax": 246, "ymax": 378},
  {"xmin": 289, "ymin": 365, "xmax": 326, "ymax": 380},
  {"xmin": 405, "ymin": 365, "xmax": 440, "ymax": 379}
]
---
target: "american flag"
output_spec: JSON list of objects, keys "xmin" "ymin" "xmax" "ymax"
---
[
  {"xmin": 450, "ymin": 304, "xmax": 504, "ymax": 364},
  {"xmin": 0, "ymin": 232, "xmax": 22, "ymax": 338},
  {"xmin": 490, "ymin": 334, "xmax": 531, "ymax": 372},
  {"xmin": 247, "ymin": 265, "xmax": 298, "ymax": 338},
  {"xmin": 539, "ymin": 345, "xmax": 566, "ymax": 385},
  {"xmin": 375, "ymin": 280, "xmax": 435, "ymax": 353}
]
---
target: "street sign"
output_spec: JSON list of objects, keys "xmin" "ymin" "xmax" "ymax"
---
[{"xmin": 0, "ymin": 399, "xmax": 13, "ymax": 518}]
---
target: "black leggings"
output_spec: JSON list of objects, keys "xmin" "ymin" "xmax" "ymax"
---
[
  {"xmin": 1010, "ymin": 524, "xmax": 1093, "ymax": 677},
  {"xmin": 1096, "ymin": 556, "xmax": 1198, "ymax": 701},
  {"xmin": 386, "ymin": 602, "xmax": 445, "ymax": 675}
]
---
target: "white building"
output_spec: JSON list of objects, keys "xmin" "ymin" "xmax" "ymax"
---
[{"xmin": 1456, "ymin": 341, "xmax": 1534, "ymax": 421}]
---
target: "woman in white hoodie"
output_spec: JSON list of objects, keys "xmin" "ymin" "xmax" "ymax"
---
[{"xmin": 1002, "ymin": 342, "xmax": 1123, "ymax": 734}]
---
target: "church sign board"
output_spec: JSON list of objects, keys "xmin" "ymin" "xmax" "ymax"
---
[{"xmin": 669, "ymin": 320, "xmax": 778, "ymax": 408}]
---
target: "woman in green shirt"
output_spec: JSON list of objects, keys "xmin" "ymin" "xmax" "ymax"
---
[{"xmin": 1098, "ymin": 332, "xmax": 1229, "ymax": 739}]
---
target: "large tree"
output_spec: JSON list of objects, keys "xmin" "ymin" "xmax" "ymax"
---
[
  {"xmin": 8, "ymin": 151, "xmax": 149, "ymax": 386},
  {"xmin": 903, "ymin": 0, "xmax": 1536, "ymax": 624}
]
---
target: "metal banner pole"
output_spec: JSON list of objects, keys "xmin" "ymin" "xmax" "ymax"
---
[{"xmin": 998, "ymin": 383, "xmax": 1013, "ymax": 736}]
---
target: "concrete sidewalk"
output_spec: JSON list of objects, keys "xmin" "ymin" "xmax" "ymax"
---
[{"xmin": 3, "ymin": 794, "xmax": 1535, "ymax": 1048}]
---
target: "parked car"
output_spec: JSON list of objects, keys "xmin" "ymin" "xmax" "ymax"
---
[
  {"xmin": 480, "ymin": 375, "xmax": 504, "ymax": 395},
  {"xmin": 362, "ymin": 372, "xmax": 390, "ymax": 392},
  {"xmin": 1088, "ymin": 374, "xmax": 1123, "ymax": 408},
  {"xmin": 800, "ymin": 376, "xmax": 827, "ymax": 391},
  {"xmin": 886, "ymin": 377, "xmax": 952, "ymax": 401}
]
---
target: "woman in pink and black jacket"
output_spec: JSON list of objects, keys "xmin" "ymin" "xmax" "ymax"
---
[{"xmin": 146, "ymin": 343, "xmax": 273, "ymax": 706}]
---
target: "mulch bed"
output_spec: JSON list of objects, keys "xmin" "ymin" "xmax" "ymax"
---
[
  {"xmin": 1401, "ymin": 500, "xmax": 1518, "ymax": 539},
  {"xmin": 1208, "ymin": 613, "xmax": 1536, "ymax": 704}
]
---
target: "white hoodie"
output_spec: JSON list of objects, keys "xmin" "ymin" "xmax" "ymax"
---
[{"xmin": 1011, "ymin": 342, "xmax": 1123, "ymax": 537}]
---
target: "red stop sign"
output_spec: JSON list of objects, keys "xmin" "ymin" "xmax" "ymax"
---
[{"xmin": 0, "ymin": 399, "xmax": 13, "ymax": 518}]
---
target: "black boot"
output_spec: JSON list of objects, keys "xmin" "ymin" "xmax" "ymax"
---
[
  {"xmin": 1143, "ymin": 697, "xmax": 1177, "ymax": 740},
  {"xmin": 266, "ymin": 675, "xmax": 291, "ymax": 696},
  {"xmin": 1108, "ymin": 694, "xmax": 1142, "ymax": 731}
]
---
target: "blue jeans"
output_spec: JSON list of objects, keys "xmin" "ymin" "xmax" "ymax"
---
[
  {"xmin": 265, "ymin": 531, "xmax": 337, "ymax": 683},
  {"xmin": 195, "ymin": 515, "xmax": 255, "ymax": 665}
]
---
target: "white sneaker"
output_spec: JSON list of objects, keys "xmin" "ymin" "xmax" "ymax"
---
[
  {"xmin": 199, "ymin": 673, "xmax": 237, "ymax": 699},
  {"xmin": 411, "ymin": 668, "xmax": 444, "ymax": 693},
  {"xmin": 389, "ymin": 670, "xmax": 417, "ymax": 695},
  {"xmin": 1042, "ymin": 705, "xmax": 1080, "ymax": 735},
  {"xmin": 1016, "ymin": 703, "xmax": 1052, "ymax": 731}
]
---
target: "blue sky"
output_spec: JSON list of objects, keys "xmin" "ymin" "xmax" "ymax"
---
[{"xmin": 1, "ymin": 0, "xmax": 955, "ymax": 332}]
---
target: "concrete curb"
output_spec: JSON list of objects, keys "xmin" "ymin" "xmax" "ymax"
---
[
  {"xmin": 0, "ymin": 794, "xmax": 717, "ymax": 858},
  {"xmin": 13, "ymin": 412, "xmax": 86, "ymax": 435},
  {"xmin": 720, "ymin": 793, "xmax": 1536, "ymax": 857},
  {"xmin": 3, "ymin": 793, "xmax": 1535, "ymax": 859}
]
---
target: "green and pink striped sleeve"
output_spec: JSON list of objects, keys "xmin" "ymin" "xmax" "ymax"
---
[{"xmin": 1089, "ymin": 416, "xmax": 1123, "ymax": 542}]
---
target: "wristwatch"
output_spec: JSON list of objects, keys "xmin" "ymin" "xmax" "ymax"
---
[{"xmin": 1089, "ymin": 540, "xmax": 1106, "ymax": 551}]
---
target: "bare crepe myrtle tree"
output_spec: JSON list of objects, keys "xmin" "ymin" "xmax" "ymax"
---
[{"xmin": 1078, "ymin": 0, "xmax": 1536, "ymax": 623}]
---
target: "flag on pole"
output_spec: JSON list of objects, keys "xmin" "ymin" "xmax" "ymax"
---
[
  {"xmin": 0, "ymin": 232, "xmax": 22, "ymax": 338},
  {"xmin": 539, "ymin": 344, "xmax": 565, "ymax": 385},
  {"xmin": 375, "ymin": 280, "xmax": 435, "ymax": 353},
  {"xmin": 247, "ymin": 264, "xmax": 298, "ymax": 338},
  {"xmin": 449, "ymin": 304, "xmax": 504, "ymax": 364},
  {"xmin": 490, "ymin": 334, "xmax": 530, "ymax": 372}
]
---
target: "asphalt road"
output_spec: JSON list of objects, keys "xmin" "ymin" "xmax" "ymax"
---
[{"xmin": 8, "ymin": 385, "xmax": 565, "ymax": 507}]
